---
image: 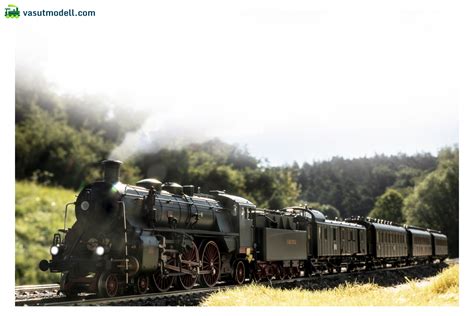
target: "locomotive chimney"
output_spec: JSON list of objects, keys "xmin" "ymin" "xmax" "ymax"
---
[{"xmin": 102, "ymin": 160, "xmax": 123, "ymax": 183}]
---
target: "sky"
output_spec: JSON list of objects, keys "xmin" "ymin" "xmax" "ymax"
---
[{"xmin": 15, "ymin": 0, "xmax": 460, "ymax": 165}]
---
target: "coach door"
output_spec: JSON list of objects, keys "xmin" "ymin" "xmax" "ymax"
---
[
  {"xmin": 332, "ymin": 227, "xmax": 339, "ymax": 255},
  {"xmin": 358, "ymin": 229, "xmax": 366, "ymax": 254}
]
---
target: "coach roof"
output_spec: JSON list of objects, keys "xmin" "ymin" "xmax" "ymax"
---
[{"xmin": 371, "ymin": 222, "xmax": 407, "ymax": 234}]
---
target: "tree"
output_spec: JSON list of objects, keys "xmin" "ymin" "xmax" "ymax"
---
[
  {"xmin": 15, "ymin": 106, "xmax": 113, "ymax": 188},
  {"xmin": 404, "ymin": 147, "xmax": 459, "ymax": 257},
  {"xmin": 264, "ymin": 168, "xmax": 300, "ymax": 209},
  {"xmin": 368, "ymin": 189, "xmax": 405, "ymax": 223},
  {"xmin": 296, "ymin": 153, "xmax": 437, "ymax": 218},
  {"xmin": 317, "ymin": 204, "xmax": 341, "ymax": 220},
  {"xmin": 15, "ymin": 70, "xmax": 146, "ymax": 189}
]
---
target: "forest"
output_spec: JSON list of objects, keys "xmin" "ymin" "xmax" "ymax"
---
[{"xmin": 15, "ymin": 72, "xmax": 459, "ymax": 285}]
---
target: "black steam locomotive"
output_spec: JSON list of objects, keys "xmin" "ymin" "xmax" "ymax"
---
[{"xmin": 39, "ymin": 160, "xmax": 448, "ymax": 297}]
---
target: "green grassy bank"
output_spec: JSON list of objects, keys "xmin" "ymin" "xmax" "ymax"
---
[{"xmin": 15, "ymin": 181, "xmax": 77, "ymax": 285}]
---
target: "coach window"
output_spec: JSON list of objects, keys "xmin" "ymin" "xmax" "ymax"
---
[
  {"xmin": 333, "ymin": 228, "xmax": 337, "ymax": 241},
  {"xmin": 324, "ymin": 228, "xmax": 328, "ymax": 240}
]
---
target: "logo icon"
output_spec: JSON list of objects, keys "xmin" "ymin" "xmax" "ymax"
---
[{"xmin": 5, "ymin": 4, "xmax": 20, "ymax": 18}]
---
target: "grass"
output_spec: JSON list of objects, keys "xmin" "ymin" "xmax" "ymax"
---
[
  {"xmin": 201, "ymin": 264, "xmax": 459, "ymax": 306},
  {"xmin": 15, "ymin": 181, "xmax": 78, "ymax": 285}
]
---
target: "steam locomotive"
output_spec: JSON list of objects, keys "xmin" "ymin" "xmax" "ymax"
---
[{"xmin": 39, "ymin": 160, "xmax": 448, "ymax": 297}]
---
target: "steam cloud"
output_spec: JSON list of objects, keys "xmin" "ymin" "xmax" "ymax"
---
[{"xmin": 108, "ymin": 117, "xmax": 213, "ymax": 161}]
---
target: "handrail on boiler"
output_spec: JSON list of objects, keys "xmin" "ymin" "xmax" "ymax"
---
[
  {"xmin": 63, "ymin": 202, "xmax": 75, "ymax": 231},
  {"xmin": 118, "ymin": 201, "xmax": 129, "ymax": 284}
]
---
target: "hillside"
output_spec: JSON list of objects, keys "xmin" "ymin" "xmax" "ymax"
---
[{"xmin": 15, "ymin": 181, "xmax": 77, "ymax": 285}]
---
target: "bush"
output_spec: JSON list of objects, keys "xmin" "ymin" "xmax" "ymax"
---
[{"xmin": 368, "ymin": 189, "xmax": 405, "ymax": 223}]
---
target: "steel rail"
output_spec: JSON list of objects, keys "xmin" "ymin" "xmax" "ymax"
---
[
  {"xmin": 16, "ymin": 284, "xmax": 59, "ymax": 291},
  {"xmin": 16, "ymin": 262, "xmax": 450, "ymax": 306}
]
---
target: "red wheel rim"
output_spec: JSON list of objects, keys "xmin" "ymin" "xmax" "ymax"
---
[
  {"xmin": 177, "ymin": 242, "xmax": 199, "ymax": 290},
  {"xmin": 264, "ymin": 265, "xmax": 274, "ymax": 281},
  {"xmin": 276, "ymin": 265, "xmax": 284, "ymax": 280},
  {"xmin": 234, "ymin": 261, "xmax": 245, "ymax": 285},
  {"xmin": 153, "ymin": 257, "xmax": 175, "ymax": 292},
  {"xmin": 153, "ymin": 271, "xmax": 175, "ymax": 292},
  {"xmin": 136, "ymin": 275, "xmax": 149, "ymax": 294},
  {"xmin": 105, "ymin": 274, "xmax": 118, "ymax": 297},
  {"xmin": 201, "ymin": 241, "xmax": 221, "ymax": 287},
  {"xmin": 252, "ymin": 269, "xmax": 262, "ymax": 282}
]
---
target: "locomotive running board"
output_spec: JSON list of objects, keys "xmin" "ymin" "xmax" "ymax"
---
[{"xmin": 164, "ymin": 264, "xmax": 212, "ymax": 275}]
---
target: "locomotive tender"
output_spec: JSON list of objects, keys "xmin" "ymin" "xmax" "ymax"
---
[{"xmin": 39, "ymin": 160, "xmax": 448, "ymax": 297}]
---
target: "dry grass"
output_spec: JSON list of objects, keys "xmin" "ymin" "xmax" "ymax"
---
[{"xmin": 201, "ymin": 264, "xmax": 458, "ymax": 306}]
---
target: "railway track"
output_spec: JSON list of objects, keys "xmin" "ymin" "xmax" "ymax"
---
[
  {"xmin": 16, "ymin": 261, "xmax": 452, "ymax": 306},
  {"xmin": 15, "ymin": 284, "xmax": 63, "ymax": 305}
]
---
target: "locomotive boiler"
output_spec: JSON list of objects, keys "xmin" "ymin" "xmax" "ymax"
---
[{"xmin": 39, "ymin": 160, "xmax": 259, "ymax": 297}]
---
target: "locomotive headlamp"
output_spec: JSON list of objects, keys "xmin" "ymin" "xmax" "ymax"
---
[
  {"xmin": 95, "ymin": 246, "xmax": 105, "ymax": 256},
  {"xmin": 50, "ymin": 245, "xmax": 59, "ymax": 256}
]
